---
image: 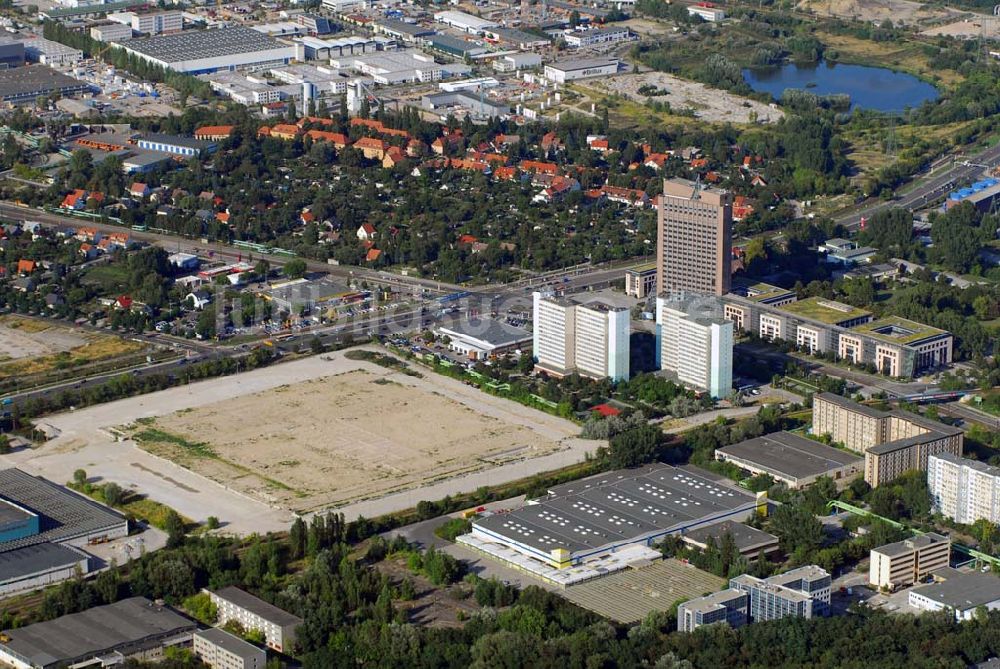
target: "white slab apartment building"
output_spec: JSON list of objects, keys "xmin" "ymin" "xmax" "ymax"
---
[
  {"xmin": 928, "ymin": 452, "xmax": 1000, "ymax": 525},
  {"xmin": 656, "ymin": 295, "xmax": 733, "ymax": 399},
  {"xmin": 532, "ymin": 291, "xmax": 629, "ymax": 382}
]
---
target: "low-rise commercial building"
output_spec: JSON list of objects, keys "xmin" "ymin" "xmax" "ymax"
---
[
  {"xmin": 928, "ymin": 453, "xmax": 1000, "ymax": 525},
  {"xmin": 624, "ymin": 262, "xmax": 656, "ymax": 298},
  {"xmin": 716, "ymin": 431, "xmax": 864, "ymax": 489},
  {"xmin": 869, "ymin": 532, "xmax": 950, "ymax": 590},
  {"xmin": 656, "ymin": 294, "xmax": 733, "ymax": 398},
  {"xmin": 730, "ymin": 566, "xmax": 831, "ymax": 622},
  {"xmin": 193, "ymin": 628, "xmax": 266, "ymax": 669},
  {"xmin": 680, "ymin": 520, "xmax": 779, "ymax": 558},
  {"xmin": 533, "ymin": 291, "xmax": 629, "ymax": 381},
  {"xmin": 723, "ymin": 292, "xmax": 953, "ymax": 378},
  {"xmin": 436, "ymin": 319, "xmax": 532, "ymax": 361},
  {"xmin": 137, "ymin": 133, "xmax": 216, "ymax": 158},
  {"xmin": 0, "ymin": 597, "xmax": 195, "ymax": 669},
  {"xmin": 333, "ymin": 49, "xmax": 442, "ymax": 85},
  {"xmin": 433, "ymin": 10, "xmax": 497, "ymax": 35},
  {"xmin": 422, "ymin": 90, "xmax": 509, "ymax": 120},
  {"xmin": 0, "ymin": 37, "xmax": 25, "ymax": 69},
  {"xmin": 677, "ymin": 589, "xmax": 748, "ymax": 632},
  {"xmin": 688, "ymin": 5, "xmax": 726, "ymax": 21},
  {"xmin": 208, "ymin": 586, "xmax": 302, "ymax": 653},
  {"xmin": 21, "ymin": 37, "xmax": 82, "ymax": 67},
  {"xmin": 543, "ymin": 57, "xmax": 619, "ymax": 83},
  {"xmin": 563, "ymin": 26, "xmax": 632, "ymax": 48},
  {"xmin": 812, "ymin": 393, "xmax": 964, "ymax": 487},
  {"xmin": 909, "ymin": 571, "xmax": 1000, "ymax": 620}
]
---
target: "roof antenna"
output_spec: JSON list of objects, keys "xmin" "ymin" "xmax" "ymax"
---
[{"xmin": 691, "ymin": 174, "xmax": 702, "ymax": 200}]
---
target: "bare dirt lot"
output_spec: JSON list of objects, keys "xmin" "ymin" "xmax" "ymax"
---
[
  {"xmin": 587, "ymin": 72, "xmax": 784, "ymax": 125},
  {"xmin": 124, "ymin": 359, "xmax": 569, "ymax": 514},
  {"xmin": 798, "ymin": 0, "xmax": 965, "ymax": 26},
  {"xmin": 0, "ymin": 316, "xmax": 145, "ymax": 379}
]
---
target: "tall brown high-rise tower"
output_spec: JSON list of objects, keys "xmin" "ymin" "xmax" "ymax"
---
[{"xmin": 656, "ymin": 177, "xmax": 732, "ymax": 297}]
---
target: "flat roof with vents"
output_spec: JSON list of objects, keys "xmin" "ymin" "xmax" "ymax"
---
[{"xmin": 472, "ymin": 464, "xmax": 757, "ymax": 563}]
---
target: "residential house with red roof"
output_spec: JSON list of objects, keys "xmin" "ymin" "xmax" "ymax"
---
[
  {"xmin": 357, "ymin": 223, "xmax": 377, "ymax": 241},
  {"xmin": 129, "ymin": 183, "xmax": 150, "ymax": 198},
  {"xmin": 16, "ymin": 259, "xmax": 35, "ymax": 275},
  {"xmin": 61, "ymin": 189, "xmax": 88, "ymax": 210},
  {"xmin": 305, "ymin": 130, "xmax": 349, "ymax": 149}
]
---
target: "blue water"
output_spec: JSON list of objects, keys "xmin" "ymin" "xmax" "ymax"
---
[{"xmin": 743, "ymin": 60, "xmax": 939, "ymax": 112}]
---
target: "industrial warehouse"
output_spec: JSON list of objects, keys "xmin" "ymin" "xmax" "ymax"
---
[
  {"xmin": 0, "ymin": 468, "xmax": 128, "ymax": 597},
  {"xmin": 460, "ymin": 464, "xmax": 761, "ymax": 586},
  {"xmin": 119, "ymin": 26, "xmax": 296, "ymax": 74}
]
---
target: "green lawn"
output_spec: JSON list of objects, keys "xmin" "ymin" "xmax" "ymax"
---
[{"xmin": 83, "ymin": 263, "xmax": 130, "ymax": 292}]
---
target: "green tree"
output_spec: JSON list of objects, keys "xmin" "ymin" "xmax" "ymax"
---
[{"xmin": 283, "ymin": 258, "xmax": 308, "ymax": 279}]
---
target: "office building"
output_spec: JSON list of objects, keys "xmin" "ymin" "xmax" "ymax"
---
[
  {"xmin": 0, "ymin": 597, "xmax": 196, "ymax": 669},
  {"xmin": 132, "ymin": 10, "xmax": 183, "ymax": 35},
  {"xmin": 91, "ymin": 22, "xmax": 134, "ymax": 42},
  {"xmin": 624, "ymin": 262, "xmax": 656, "ymax": 298},
  {"xmin": 722, "ymin": 291, "xmax": 953, "ymax": 378},
  {"xmin": 657, "ymin": 178, "xmax": 732, "ymax": 297},
  {"xmin": 869, "ymin": 532, "xmax": 950, "ymax": 590},
  {"xmin": 716, "ymin": 431, "xmax": 864, "ymax": 489},
  {"xmin": 928, "ymin": 453, "xmax": 1000, "ymax": 525},
  {"xmin": 677, "ymin": 588, "xmax": 748, "ymax": 632},
  {"xmin": 193, "ymin": 628, "xmax": 266, "ymax": 669},
  {"xmin": 812, "ymin": 393, "xmax": 963, "ymax": 487},
  {"xmin": 656, "ymin": 294, "xmax": 732, "ymax": 398},
  {"xmin": 468, "ymin": 463, "xmax": 759, "ymax": 574},
  {"xmin": 909, "ymin": 571, "xmax": 1000, "ymax": 620},
  {"xmin": 207, "ymin": 586, "xmax": 302, "ymax": 653},
  {"xmin": 730, "ymin": 566, "xmax": 831, "ymax": 622},
  {"xmin": 688, "ymin": 5, "xmax": 726, "ymax": 20},
  {"xmin": 120, "ymin": 26, "xmax": 296, "ymax": 75},
  {"xmin": 543, "ymin": 57, "xmax": 619, "ymax": 83},
  {"xmin": 532, "ymin": 292, "xmax": 629, "ymax": 382}
]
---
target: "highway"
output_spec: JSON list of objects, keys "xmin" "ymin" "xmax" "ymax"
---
[{"xmin": 833, "ymin": 141, "xmax": 1000, "ymax": 230}]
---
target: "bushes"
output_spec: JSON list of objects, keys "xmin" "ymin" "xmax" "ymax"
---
[{"xmin": 434, "ymin": 517, "xmax": 472, "ymax": 542}]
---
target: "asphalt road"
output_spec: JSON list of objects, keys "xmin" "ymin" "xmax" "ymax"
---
[{"xmin": 834, "ymin": 142, "xmax": 1000, "ymax": 230}]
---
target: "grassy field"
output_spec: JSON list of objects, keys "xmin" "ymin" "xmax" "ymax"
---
[{"xmin": 82, "ymin": 263, "xmax": 131, "ymax": 293}]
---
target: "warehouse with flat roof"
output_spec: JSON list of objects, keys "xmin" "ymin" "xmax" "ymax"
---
[
  {"xmin": 119, "ymin": 26, "xmax": 296, "ymax": 74},
  {"xmin": 436, "ymin": 318, "xmax": 531, "ymax": 361},
  {"xmin": 466, "ymin": 464, "xmax": 761, "ymax": 577},
  {"xmin": 0, "ymin": 65, "xmax": 91, "ymax": 105},
  {"xmin": 0, "ymin": 597, "xmax": 196, "ymax": 669},
  {"xmin": 716, "ymin": 431, "xmax": 864, "ymax": 489}
]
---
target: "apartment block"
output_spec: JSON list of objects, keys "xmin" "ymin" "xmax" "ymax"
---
[
  {"xmin": 722, "ymin": 289, "xmax": 952, "ymax": 378},
  {"xmin": 532, "ymin": 292, "xmax": 629, "ymax": 381},
  {"xmin": 656, "ymin": 295, "xmax": 733, "ymax": 398},
  {"xmin": 677, "ymin": 588, "xmax": 748, "ymax": 632},
  {"xmin": 812, "ymin": 393, "xmax": 963, "ymax": 487},
  {"xmin": 869, "ymin": 532, "xmax": 950, "ymax": 590},
  {"xmin": 657, "ymin": 177, "xmax": 732, "ymax": 296},
  {"xmin": 729, "ymin": 565, "xmax": 831, "ymax": 622},
  {"xmin": 207, "ymin": 587, "xmax": 302, "ymax": 653},
  {"xmin": 928, "ymin": 453, "xmax": 1000, "ymax": 525},
  {"xmin": 193, "ymin": 628, "xmax": 266, "ymax": 669}
]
